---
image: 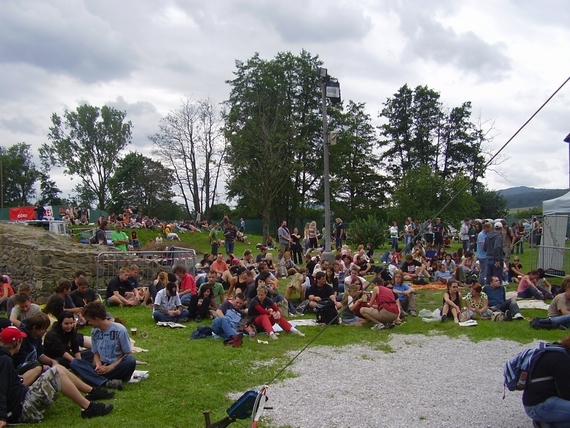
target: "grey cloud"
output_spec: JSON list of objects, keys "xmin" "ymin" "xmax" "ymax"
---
[
  {"xmin": 0, "ymin": 116, "xmax": 40, "ymax": 135},
  {"xmin": 397, "ymin": 12, "xmax": 511, "ymax": 82},
  {"xmin": 106, "ymin": 96, "xmax": 159, "ymax": 117},
  {"xmin": 0, "ymin": 1, "xmax": 139, "ymax": 83}
]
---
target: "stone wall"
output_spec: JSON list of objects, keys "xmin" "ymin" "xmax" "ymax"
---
[{"xmin": 0, "ymin": 223, "xmax": 115, "ymax": 304}]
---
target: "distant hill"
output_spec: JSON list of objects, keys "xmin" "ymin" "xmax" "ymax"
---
[{"xmin": 498, "ymin": 186, "xmax": 568, "ymax": 209}]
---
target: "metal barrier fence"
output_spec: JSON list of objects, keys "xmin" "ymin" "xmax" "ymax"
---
[
  {"xmin": 94, "ymin": 247, "xmax": 196, "ymax": 291},
  {"xmin": 530, "ymin": 244, "xmax": 569, "ymax": 279}
]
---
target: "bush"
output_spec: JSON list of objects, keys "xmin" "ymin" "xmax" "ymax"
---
[{"xmin": 347, "ymin": 216, "xmax": 386, "ymax": 249}]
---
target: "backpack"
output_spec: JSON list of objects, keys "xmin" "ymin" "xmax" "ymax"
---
[
  {"xmin": 316, "ymin": 299, "xmax": 339, "ymax": 325},
  {"xmin": 503, "ymin": 342, "xmax": 568, "ymax": 397}
]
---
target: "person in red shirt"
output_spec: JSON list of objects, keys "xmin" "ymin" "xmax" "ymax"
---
[
  {"xmin": 173, "ymin": 265, "xmax": 196, "ymax": 306},
  {"xmin": 359, "ymin": 276, "xmax": 399, "ymax": 330},
  {"xmin": 210, "ymin": 253, "xmax": 229, "ymax": 274}
]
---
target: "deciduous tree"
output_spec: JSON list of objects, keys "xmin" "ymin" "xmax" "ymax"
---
[
  {"xmin": 40, "ymin": 104, "xmax": 132, "ymax": 210},
  {"xmin": 0, "ymin": 143, "xmax": 41, "ymax": 207}
]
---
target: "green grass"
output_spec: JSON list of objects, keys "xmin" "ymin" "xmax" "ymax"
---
[{"xmin": 28, "ymin": 232, "xmax": 570, "ymax": 427}]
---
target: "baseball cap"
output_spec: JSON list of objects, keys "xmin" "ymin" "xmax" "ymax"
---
[
  {"xmin": 494, "ymin": 222, "xmax": 503, "ymax": 229},
  {"xmin": 1, "ymin": 326, "xmax": 27, "ymax": 343},
  {"xmin": 1, "ymin": 275, "xmax": 11, "ymax": 284}
]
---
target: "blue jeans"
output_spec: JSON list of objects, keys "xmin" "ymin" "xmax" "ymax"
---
[
  {"xmin": 404, "ymin": 235, "xmax": 412, "ymax": 253},
  {"xmin": 486, "ymin": 260, "xmax": 503, "ymax": 285},
  {"xmin": 518, "ymin": 285, "xmax": 552, "ymax": 300},
  {"xmin": 211, "ymin": 316, "xmax": 238, "ymax": 340},
  {"xmin": 225, "ymin": 239, "xmax": 234, "ymax": 255},
  {"xmin": 71, "ymin": 355, "xmax": 137, "ymax": 386},
  {"xmin": 525, "ymin": 396, "xmax": 570, "ymax": 427},
  {"xmin": 153, "ymin": 309, "xmax": 189, "ymax": 322},
  {"xmin": 549, "ymin": 314, "xmax": 570, "ymax": 328},
  {"xmin": 390, "ymin": 238, "xmax": 398, "ymax": 250}
]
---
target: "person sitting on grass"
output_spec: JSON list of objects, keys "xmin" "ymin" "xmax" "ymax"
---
[
  {"xmin": 0, "ymin": 275, "xmax": 14, "ymax": 313},
  {"xmin": 483, "ymin": 276, "xmax": 524, "ymax": 320},
  {"xmin": 187, "ymin": 284, "xmax": 217, "ymax": 322},
  {"xmin": 306, "ymin": 271, "xmax": 339, "ymax": 312},
  {"xmin": 247, "ymin": 286, "xmax": 305, "ymax": 340},
  {"xmin": 359, "ymin": 276, "xmax": 399, "ymax": 330},
  {"xmin": 434, "ymin": 262, "xmax": 452, "ymax": 284},
  {"xmin": 278, "ymin": 251, "xmax": 299, "ymax": 278},
  {"xmin": 173, "ymin": 265, "xmax": 197, "ymax": 306},
  {"xmin": 105, "ymin": 267, "xmax": 140, "ymax": 307},
  {"xmin": 339, "ymin": 284, "xmax": 367, "ymax": 326},
  {"xmin": 509, "ymin": 257, "xmax": 525, "ymax": 283},
  {"xmin": 537, "ymin": 268, "xmax": 561, "ymax": 296},
  {"xmin": 441, "ymin": 280, "xmax": 462, "ymax": 323},
  {"xmin": 9, "ymin": 294, "xmax": 41, "ymax": 328},
  {"xmin": 391, "ymin": 270, "xmax": 417, "ymax": 317},
  {"xmin": 212, "ymin": 293, "xmax": 249, "ymax": 347},
  {"xmin": 465, "ymin": 284, "xmax": 492, "ymax": 319},
  {"xmin": 152, "ymin": 282, "xmax": 189, "ymax": 323},
  {"xmin": 70, "ymin": 301, "xmax": 136, "ymax": 391},
  {"xmin": 44, "ymin": 311, "xmax": 94, "ymax": 368},
  {"xmin": 70, "ymin": 276, "xmax": 99, "ymax": 310},
  {"xmin": 284, "ymin": 272, "xmax": 306, "ymax": 306},
  {"xmin": 344, "ymin": 267, "xmax": 369, "ymax": 291},
  {"xmin": 517, "ymin": 270, "xmax": 553, "ymax": 301},
  {"xmin": 400, "ymin": 254, "xmax": 430, "ymax": 281},
  {"xmin": 546, "ymin": 283, "xmax": 570, "ymax": 328},
  {"xmin": 0, "ymin": 326, "xmax": 115, "ymax": 423},
  {"xmin": 199, "ymin": 271, "xmax": 226, "ymax": 305}
]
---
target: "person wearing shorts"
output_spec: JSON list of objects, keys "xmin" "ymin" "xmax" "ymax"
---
[{"xmin": 0, "ymin": 326, "xmax": 114, "ymax": 425}]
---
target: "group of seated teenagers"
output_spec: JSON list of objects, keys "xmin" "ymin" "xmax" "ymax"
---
[{"xmin": 0, "ymin": 270, "xmax": 139, "ymax": 423}]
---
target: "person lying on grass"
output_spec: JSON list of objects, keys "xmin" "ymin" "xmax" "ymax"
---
[{"xmin": 212, "ymin": 293, "xmax": 250, "ymax": 347}]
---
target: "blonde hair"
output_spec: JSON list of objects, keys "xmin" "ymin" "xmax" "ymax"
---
[
  {"xmin": 341, "ymin": 283, "xmax": 360, "ymax": 307},
  {"xmin": 561, "ymin": 275, "xmax": 570, "ymax": 291}
]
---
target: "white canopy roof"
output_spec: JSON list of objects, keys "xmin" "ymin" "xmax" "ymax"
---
[{"xmin": 543, "ymin": 191, "xmax": 570, "ymax": 215}]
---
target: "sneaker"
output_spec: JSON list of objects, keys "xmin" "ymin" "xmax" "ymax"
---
[
  {"xmin": 454, "ymin": 318, "xmax": 459, "ymax": 324},
  {"xmin": 269, "ymin": 332, "xmax": 279, "ymax": 340},
  {"xmin": 559, "ymin": 325, "xmax": 568, "ymax": 331},
  {"xmin": 386, "ymin": 322, "xmax": 396, "ymax": 329},
  {"xmin": 400, "ymin": 310, "xmax": 408, "ymax": 317},
  {"xmin": 371, "ymin": 323, "xmax": 385, "ymax": 330},
  {"xmin": 176, "ymin": 317, "xmax": 189, "ymax": 323},
  {"xmin": 225, "ymin": 333, "xmax": 244, "ymax": 347},
  {"xmin": 441, "ymin": 315, "xmax": 446, "ymax": 323},
  {"xmin": 81, "ymin": 402, "xmax": 114, "ymax": 419},
  {"xmin": 409, "ymin": 310, "xmax": 417, "ymax": 317},
  {"xmin": 105, "ymin": 379, "xmax": 123, "ymax": 390},
  {"xmin": 85, "ymin": 388, "xmax": 115, "ymax": 401},
  {"xmin": 196, "ymin": 316, "xmax": 202, "ymax": 323},
  {"xmin": 504, "ymin": 310, "xmax": 513, "ymax": 321},
  {"xmin": 290, "ymin": 329, "xmax": 305, "ymax": 337},
  {"xmin": 513, "ymin": 313, "xmax": 524, "ymax": 320}
]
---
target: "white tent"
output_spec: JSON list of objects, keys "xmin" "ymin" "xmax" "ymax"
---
[{"xmin": 543, "ymin": 191, "xmax": 570, "ymax": 215}]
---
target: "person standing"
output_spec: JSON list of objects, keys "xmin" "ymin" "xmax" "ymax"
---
[
  {"xmin": 485, "ymin": 222, "xmax": 504, "ymax": 285},
  {"xmin": 476, "ymin": 222, "xmax": 491, "ymax": 285},
  {"xmin": 223, "ymin": 222, "xmax": 237, "ymax": 255},
  {"xmin": 334, "ymin": 218, "xmax": 346, "ymax": 250},
  {"xmin": 209, "ymin": 223, "xmax": 220, "ymax": 255},
  {"xmin": 501, "ymin": 220, "xmax": 515, "ymax": 270},
  {"xmin": 433, "ymin": 218, "xmax": 444, "ymax": 248},
  {"xmin": 277, "ymin": 221, "xmax": 292, "ymax": 261},
  {"xmin": 460, "ymin": 219, "xmax": 470, "ymax": 252}
]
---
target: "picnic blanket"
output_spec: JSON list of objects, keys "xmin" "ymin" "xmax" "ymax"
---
[{"xmin": 506, "ymin": 291, "xmax": 549, "ymax": 310}]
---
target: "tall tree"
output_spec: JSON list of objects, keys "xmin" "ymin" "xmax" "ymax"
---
[
  {"xmin": 150, "ymin": 98, "xmax": 226, "ymax": 218},
  {"xmin": 0, "ymin": 143, "xmax": 41, "ymax": 207},
  {"xmin": 40, "ymin": 104, "xmax": 132, "ymax": 210},
  {"xmin": 38, "ymin": 172, "xmax": 63, "ymax": 206},
  {"xmin": 224, "ymin": 51, "xmax": 323, "ymax": 241},
  {"xmin": 327, "ymin": 101, "xmax": 387, "ymax": 220},
  {"xmin": 108, "ymin": 152, "xmax": 175, "ymax": 218}
]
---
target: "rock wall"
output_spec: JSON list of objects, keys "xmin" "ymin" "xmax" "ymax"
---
[{"xmin": 0, "ymin": 223, "xmax": 113, "ymax": 304}]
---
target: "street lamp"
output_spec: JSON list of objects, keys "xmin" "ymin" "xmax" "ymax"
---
[
  {"xmin": 564, "ymin": 134, "xmax": 570, "ymax": 190},
  {"xmin": 318, "ymin": 67, "xmax": 341, "ymax": 253}
]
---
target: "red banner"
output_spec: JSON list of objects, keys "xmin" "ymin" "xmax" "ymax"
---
[{"xmin": 9, "ymin": 207, "xmax": 36, "ymax": 221}]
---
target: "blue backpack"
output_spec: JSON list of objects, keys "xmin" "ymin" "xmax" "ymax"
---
[{"xmin": 503, "ymin": 342, "xmax": 568, "ymax": 397}]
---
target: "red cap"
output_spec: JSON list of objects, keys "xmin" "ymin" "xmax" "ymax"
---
[{"xmin": 1, "ymin": 326, "xmax": 27, "ymax": 343}]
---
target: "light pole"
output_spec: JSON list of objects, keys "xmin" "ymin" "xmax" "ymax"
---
[
  {"xmin": 318, "ymin": 67, "xmax": 341, "ymax": 252},
  {"xmin": 564, "ymin": 134, "xmax": 570, "ymax": 190}
]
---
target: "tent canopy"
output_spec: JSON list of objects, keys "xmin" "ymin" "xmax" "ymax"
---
[{"xmin": 543, "ymin": 191, "xmax": 570, "ymax": 215}]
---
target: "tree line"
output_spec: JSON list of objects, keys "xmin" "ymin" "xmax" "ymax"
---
[{"xmin": 2, "ymin": 49, "xmax": 507, "ymax": 236}]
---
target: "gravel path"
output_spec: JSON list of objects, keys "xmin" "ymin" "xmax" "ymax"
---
[{"xmin": 262, "ymin": 334, "xmax": 536, "ymax": 428}]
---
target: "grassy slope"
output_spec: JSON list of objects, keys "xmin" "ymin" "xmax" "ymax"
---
[{"xmin": 27, "ymin": 229, "xmax": 570, "ymax": 427}]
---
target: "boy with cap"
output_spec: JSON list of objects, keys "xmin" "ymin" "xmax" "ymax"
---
[
  {"xmin": 153, "ymin": 282, "xmax": 189, "ymax": 323},
  {"xmin": 0, "ymin": 326, "xmax": 114, "ymax": 424}
]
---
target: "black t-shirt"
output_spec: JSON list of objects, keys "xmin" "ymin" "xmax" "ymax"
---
[
  {"xmin": 401, "ymin": 260, "xmax": 422, "ymax": 274},
  {"xmin": 106, "ymin": 276, "xmax": 135, "ymax": 299},
  {"xmin": 307, "ymin": 283, "xmax": 334, "ymax": 300},
  {"xmin": 306, "ymin": 260, "xmax": 317, "ymax": 275},
  {"xmin": 522, "ymin": 349, "xmax": 570, "ymax": 406},
  {"xmin": 70, "ymin": 288, "xmax": 98, "ymax": 307}
]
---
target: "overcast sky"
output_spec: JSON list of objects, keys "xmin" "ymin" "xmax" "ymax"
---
[{"xmin": 1, "ymin": 0, "xmax": 569, "ymax": 202}]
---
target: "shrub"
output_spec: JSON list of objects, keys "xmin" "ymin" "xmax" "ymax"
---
[{"xmin": 347, "ymin": 216, "xmax": 386, "ymax": 249}]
